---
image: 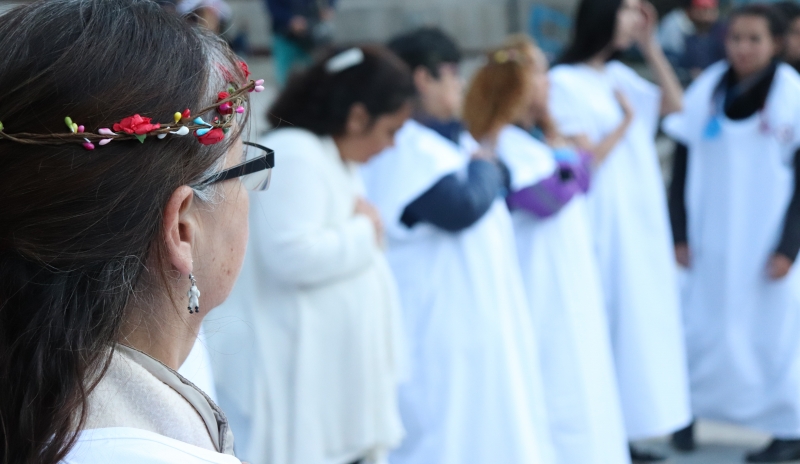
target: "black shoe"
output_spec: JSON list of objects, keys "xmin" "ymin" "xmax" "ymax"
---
[
  {"xmin": 671, "ymin": 421, "xmax": 696, "ymax": 452},
  {"xmin": 630, "ymin": 444, "xmax": 667, "ymax": 462},
  {"xmin": 746, "ymin": 439, "xmax": 800, "ymax": 462}
]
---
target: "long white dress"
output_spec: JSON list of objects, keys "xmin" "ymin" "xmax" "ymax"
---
[
  {"xmin": 206, "ymin": 128, "xmax": 406, "ymax": 464},
  {"xmin": 663, "ymin": 62, "xmax": 800, "ymax": 436},
  {"xmin": 548, "ymin": 61, "xmax": 692, "ymax": 439},
  {"xmin": 497, "ymin": 125, "xmax": 630, "ymax": 464},
  {"xmin": 360, "ymin": 120, "xmax": 555, "ymax": 464},
  {"xmin": 65, "ymin": 345, "xmax": 240, "ymax": 464}
]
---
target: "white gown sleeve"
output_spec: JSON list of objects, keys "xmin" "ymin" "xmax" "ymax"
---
[
  {"xmin": 548, "ymin": 68, "xmax": 589, "ymax": 137},
  {"xmin": 249, "ymin": 142, "xmax": 376, "ymax": 288},
  {"xmin": 662, "ymin": 61, "xmax": 728, "ymax": 146},
  {"xmin": 607, "ymin": 61, "xmax": 662, "ymax": 138}
]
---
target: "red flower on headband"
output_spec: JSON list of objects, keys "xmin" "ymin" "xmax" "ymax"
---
[
  {"xmin": 217, "ymin": 91, "xmax": 233, "ymax": 114},
  {"xmin": 197, "ymin": 127, "xmax": 225, "ymax": 145},
  {"xmin": 239, "ymin": 61, "xmax": 251, "ymax": 79},
  {"xmin": 113, "ymin": 115, "xmax": 160, "ymax": 135}
]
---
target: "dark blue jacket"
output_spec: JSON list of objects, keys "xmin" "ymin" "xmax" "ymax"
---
[{"xmin": 264, "ymin": 0, "xmax": 337, "ymax": 35}]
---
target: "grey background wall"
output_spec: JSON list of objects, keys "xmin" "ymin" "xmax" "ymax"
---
[
  {"xmin": 225, "ymin": 0, "xmax": 579, "ymax": 54},
  {"xmin": 0, "ymin": 0, "xmax": 733, "ymax": 55}
]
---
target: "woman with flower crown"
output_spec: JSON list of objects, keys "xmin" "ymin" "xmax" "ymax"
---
[
  {"xmin": 206, "ymin": 45, "xmax": 415, "ymax": 464},
  {"xmin": 0, "ymin": 1, "xmax": 273, "ymax": 463}
]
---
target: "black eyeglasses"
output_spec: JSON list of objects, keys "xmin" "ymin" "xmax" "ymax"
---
[{"xmin": 195, "ymin": 141, "xmax": 274, "ymax": 191}]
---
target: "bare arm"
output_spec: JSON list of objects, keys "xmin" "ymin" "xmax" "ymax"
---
[
  {"xmin": 638, "ymin": 2, "xmax": 684, "ymax": 116},
  {"xmin": 568, "ymin": 91, "xmax": 634, "ymax": 166}
]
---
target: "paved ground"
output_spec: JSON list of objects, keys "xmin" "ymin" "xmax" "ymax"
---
[{"xmin": 633, "ymin": 420, "xmax": 780, "ymax": 464}]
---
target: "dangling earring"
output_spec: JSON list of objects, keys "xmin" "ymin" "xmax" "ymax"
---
[{"xmin": 187, "ymin": 273, "xmax": 200, "ymax": 314}]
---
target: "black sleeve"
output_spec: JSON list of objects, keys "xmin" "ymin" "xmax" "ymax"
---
[
  {"xmin": 400, "ymin": 159, "xmax": 504, "ymax": 232},
  {"xmin": 668, "ymin": 142, "xmax": 689, "ymax": 246},
  {"xmin": 776, "ymin": 148, "xmax": 800, "ymax": 261}
]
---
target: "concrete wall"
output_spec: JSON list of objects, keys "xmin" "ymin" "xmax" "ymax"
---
[
  {"xmin": 227, "ymin": 0, "xmax": 580, "ymax": 53},
  {"xmin": 0, "ymin": 0, "xmax": 687, "ymax": 54}
]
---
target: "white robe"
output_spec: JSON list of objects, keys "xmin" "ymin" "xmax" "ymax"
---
[
  {"xmin": 206, "ymin": 128, "xmax": 406, "ymax": 464},
  {"xmin": 65, "ymin": 345, "xmax": 240, "ymax": 464},
  {"xmin": 360, "ymin": 120, "xmax": 555, "ymax": 464},
  {"xmin": 497, "ymin": 125, "xmax": 630, "ymax": 464},
  {"xmin": 663, "ymin": 62, "xmax": 800, "ymax": 436},
  {"xmin": 549, "ymin": 61, "xmax": 692, "ymax": 439}
]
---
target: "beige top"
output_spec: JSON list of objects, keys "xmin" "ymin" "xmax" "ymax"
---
[{"xmin": 84, "ymin": 344, "xmax": 235, "ymax": 455}]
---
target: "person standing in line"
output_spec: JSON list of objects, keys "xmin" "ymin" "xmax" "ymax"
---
[
  {"xmin": 360, "ymin": 27, "xmax": 555, "ymax": 464},
  {"xmin": 461, "ymin": 35, "xmax": 631, "ymax": 464},
  {"xmin": 665, "ymin": 5, "xmax": 800, "ymax": 462},
  {"xmin": 206, "ymin": 45, "xmax": 414, "ymax": 464},
  {"xmin": 774, "ymin": 1, "xmax": 800, "ymax": 73},
  {"xmin": 658, "ymin": 0, "xmax": 726, "ymax": 85},
  {"xmin": 548, "ymin": 0, "xmax": 692, "ymax": 461},
  {"xmin": 0, "ymin": 1, "xmax": 273, "ymax": 462},
  {"xmin": 264, "ymin": 0, "xmax": 337, "ymax": 85}
]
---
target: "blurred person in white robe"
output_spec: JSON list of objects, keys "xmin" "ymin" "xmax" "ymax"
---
[
  {"xmin": 462, "ymin": 35, "xmax": 631, "ymax": 464},
  {"xmin": 548, "ymin": 0, "xmax": 691, "ymax": 460},
  {"xmin": 361, "ymin": 27, "xmax": 555, "ymax": 464},
  {"xmin": 665, "ymin": 5, "xmax": 800, "ymax": 462},
  {"xmin": 206, "ymin": 46, "xmax": 414, "ymax": 464}
]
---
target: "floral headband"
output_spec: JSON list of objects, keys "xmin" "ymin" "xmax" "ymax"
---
[
  {"xmin": 0, "ymin": 61, "xmax": 264, "ymax": 151},
  {"xmin": 491, "ymin": 49, "xmax": 527, "ymax": 65}
]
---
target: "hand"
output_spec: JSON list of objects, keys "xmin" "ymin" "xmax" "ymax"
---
[
  {"xmin": 289, "ymin": 16, "xmax": 308, "ymax": 34},
  {"xmin": 636, "ymin": 2, "xmax": 659, "ymax": 53},
  {"xmin": 614, "ymin": 90, "xmax": 634, "ymax": 124},
  {"xmin": 355, "ymin": 197, "xmax": 383, "ymax": 244},
  {"xmin": 768, "ymin": 254, "xmax": 793, "ymax": 280},
  {"xmin": 675, "ymin": 243, "xmax": 691, "ymax": 268},
  {"xmin": 471, "ymin": 139, "xmax": 497, "ymax": 161}
]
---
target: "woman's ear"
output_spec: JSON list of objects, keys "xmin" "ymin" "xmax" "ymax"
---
[
  {"xmin": 162, "ymin": 185, "xmax": 197, "ymax": 277},
  {"xmin": 345, "ymin": 102, "xmax": 371, "ymax": 135}
]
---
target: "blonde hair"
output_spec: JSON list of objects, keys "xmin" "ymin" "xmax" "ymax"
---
[{"xmin": 463, "ymin": 34, "xmax": 562, "ymax": 143}]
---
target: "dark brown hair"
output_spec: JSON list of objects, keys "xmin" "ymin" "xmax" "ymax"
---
[
  {"xmin": 0, "ymin": 1, "xmax": 247, "ymax": 462},
  {"xmin": 729, "ymin": 4, "xmax": 787, "ymax": 39},
  {"xmin": 387, "ymin": 27, "xmax": 462, "ymax": 78},
  {"xmin": 268, "ymin": 45, "xmax": 415, "ymax": 136},
  {"xmin": 559, "ymin": 0, "xmax": 624, "ymax": 65}
]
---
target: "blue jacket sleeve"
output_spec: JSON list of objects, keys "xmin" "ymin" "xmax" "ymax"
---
[
  {"xmin": 264, "ymin": 0, "xmax": 294, "ymax": 32},
  {"xmin": 400, "ymin": 159, "xmax": 507, "ymax": 232}
]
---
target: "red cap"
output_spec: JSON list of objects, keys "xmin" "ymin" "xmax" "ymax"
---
[{"xmin": 692, "ymin": 0, "xmax": 718, "ymax": 8}]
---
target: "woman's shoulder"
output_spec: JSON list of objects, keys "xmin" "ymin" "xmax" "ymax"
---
[
  {"xmin": 775, "ymin": 63, "xmax": 800, "ymax": 95},
  {"xmin": 498, "ymin": 125, "xmax": 547, "ymax": 151},
  {"xmin": 393, "ymin": 120, "xmax": 464, "ymax": 163},
  {"xmin": 63, "ymin": 428, "xmax": 241, "ymax": 464},
  {"xmin": 548, "ymin": 63, "xmax": 582, "ymax": 83},
  {"xmin": 681, "ymin": 61, "xmax": 729, "ymax": 105},
  {"xmin": 605, "ymin": 60, "xmax": 653, "ymax": 86},
  {"xmin": 260, "ymin": 128, "xmax": 326, "ymax": 157},
  {"xmin": 692, "ymin": 60, "xmax": 729, "ymax": 85}
]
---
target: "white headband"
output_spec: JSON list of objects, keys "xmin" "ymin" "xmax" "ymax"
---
[{"xmin": 325, "ymin": 48, "xmax": 365, "ymax": 73}]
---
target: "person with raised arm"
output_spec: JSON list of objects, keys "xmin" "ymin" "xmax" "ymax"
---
[{"xmin": 548, "ymin": 0, "xmax": 692, "ymax": 460}]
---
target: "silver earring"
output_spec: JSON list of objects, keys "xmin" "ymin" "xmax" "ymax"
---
[{"xmin": 187, "ymin": 273, "xmax": 200, "ymax": 314}]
